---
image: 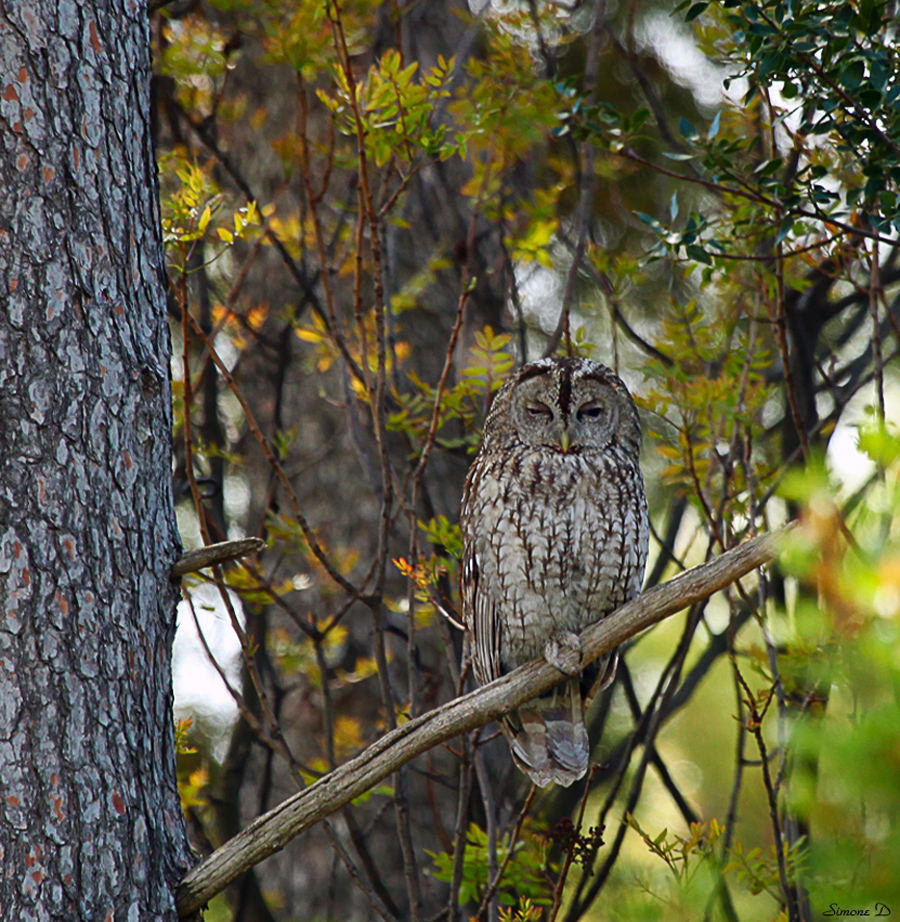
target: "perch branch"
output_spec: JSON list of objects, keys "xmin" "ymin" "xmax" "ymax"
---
[
  {"xmin": 175, "ymin": 528, "xmax": 785, "ymax": 917},
  {"xmin": 170, "ymin": 538, "xmax": 266, "ymax": 578}
]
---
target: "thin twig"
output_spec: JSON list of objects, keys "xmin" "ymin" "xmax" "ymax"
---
[
  {"xmin": 732, "ymin": 660, "xmax": 801, "ymax": 922},
  {"xmin": 474, "ymin": 785, "xmax": 537, "ymax": 922},
  {"xmin": 185, "ymin": 313, "xmax": 363, "ymax": 599},
  {"xmin": 549, "ymin": 767, "xmax": 598, "ymax": 922},
  {"xmin": 544, "ymin": 0, "xmax": 606, "ymax": 358},
  {"xmin": 326, "ymin": 7, "xmax": 421, "ymax": 917}
]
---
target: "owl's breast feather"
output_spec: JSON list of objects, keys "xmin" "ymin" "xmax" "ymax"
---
[
  {"xmin": 480, "ymin": 451, "xmax": 635, "ymax": 664},
  {"xmin": 463, "ymin": 444, "xmax": 646, "ymax": 669}
]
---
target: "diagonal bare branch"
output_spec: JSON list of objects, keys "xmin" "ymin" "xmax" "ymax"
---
[
  {"xmin": 176, "ymin": 528, "xmax": 785, "ymax": 918},
  {"xmin": 170, "ymin": 538, "xmax": 266, "ymax": 578}
]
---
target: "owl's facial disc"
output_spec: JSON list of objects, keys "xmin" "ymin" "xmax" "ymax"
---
[
  {"xmin": 512, "ymin": 384, "xmax": 567, "ymax": 450},
  {"xmin": 534, "ymin": 408, "xmax": 568, "ymax": 451},
  {"xmin": 505, "ymin": 363, "xmax": 624, "ymax": 454},
  {"xmin": 567, "ymin": 389, "xmax": 617, "ymax": 450}
]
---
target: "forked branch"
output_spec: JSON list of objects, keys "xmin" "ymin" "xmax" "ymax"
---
[{"xmin": 175, "ymin": 528, "xmax": 785, "ymax": 917}]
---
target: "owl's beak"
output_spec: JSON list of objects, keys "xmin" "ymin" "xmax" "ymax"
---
[{"xmin": 559, "ymin": 429, "xmax": 571, "ymax": 453}]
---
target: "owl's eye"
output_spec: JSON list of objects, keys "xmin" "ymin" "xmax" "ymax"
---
[
  {"xmin": 577, "ymin": 402, "xmax": 604, "ymax": 420},
  {"xmin": 526, "ymin": 402, "xmax": 553, "ymax": 418}
]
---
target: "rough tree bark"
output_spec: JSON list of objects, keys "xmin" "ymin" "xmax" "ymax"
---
[{"xmin": 0, "ymin": 3, "xmax": 193, "ymax": 919}]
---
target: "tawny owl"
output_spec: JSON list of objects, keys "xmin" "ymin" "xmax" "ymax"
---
[{"xmin": 460, "ymin": 357, "xmax": 648, "ymax": 787}]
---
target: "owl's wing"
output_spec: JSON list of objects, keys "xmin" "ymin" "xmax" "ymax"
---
[{"xmin": 462, "ymin": 546, "xmax": 503, "ymax": 687}]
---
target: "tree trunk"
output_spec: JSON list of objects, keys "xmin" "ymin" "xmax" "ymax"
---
[{"xmin": 0, "ymin": 3, "xmax": 193, "ymax": 919}]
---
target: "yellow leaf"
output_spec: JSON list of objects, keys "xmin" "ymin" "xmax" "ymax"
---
[
  {"xmin": 218, "ymin": 227, "xmax": 234, "ymax": 243},
  {"xmin": 198, "ymin": 204, "xmax": 212, "ymax": 234},
  {"xmin": 333, "ymin": 716, "xmax": 364, "ymax": 758},
  {"xmin": 189, "ymin": 766, "xmax": 209, "ymax": 789},
  {"xmin": 246, "ymin": 302, "xmax": 270, "ymax": 331}
]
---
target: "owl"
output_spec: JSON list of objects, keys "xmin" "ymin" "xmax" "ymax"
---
[{"xmin": 460, "ymin": 356, "xmax": 648, "ymax": 787}]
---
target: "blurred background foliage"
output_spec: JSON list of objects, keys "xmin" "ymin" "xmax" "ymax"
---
[{"xmin": 152, "ymin": 0, "xmax": 900, "ymax": 920}]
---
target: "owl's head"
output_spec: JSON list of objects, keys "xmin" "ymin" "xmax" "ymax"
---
[{"xmin": 482, "ymin": 357, "xmax": 641, "ymax": 458}]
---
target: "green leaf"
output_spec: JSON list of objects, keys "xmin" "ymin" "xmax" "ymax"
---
[
  {"xmin": 774, "ymin": 214, "xmax": 793, "ymax": 245},
  {"xmin": 634, "ymin": 211, "xmax": 663, "ymax": 231},
  {"xmin": 840, "ymin": 59, "xmax": 866, "ymax": 91},
  {"xmin": 679, "ymin": 117, "xmax": 698, "ymax": 140},
  {"xmin": 686, "ymin": 1, "xmax": 709, "ymax": 20}
]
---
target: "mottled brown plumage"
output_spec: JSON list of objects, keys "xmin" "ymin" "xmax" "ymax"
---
[{"xmin": 460, "ymin": 357, "xmax": 648, "ymax": 787}]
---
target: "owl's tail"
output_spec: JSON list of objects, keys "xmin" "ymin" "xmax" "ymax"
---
[{"xmin": 504, "ymin": 678, "xmax": 589, "ymax": 788}]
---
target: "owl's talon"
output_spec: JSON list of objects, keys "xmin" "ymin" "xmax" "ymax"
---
[{"xmin": 545, "ymin": 631, "xmax": 582, "ymax": 676}]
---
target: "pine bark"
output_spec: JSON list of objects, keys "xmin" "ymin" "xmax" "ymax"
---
[{"xmin": 0, "ymin": 2, "xmax": 193, "ymax": 919}]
